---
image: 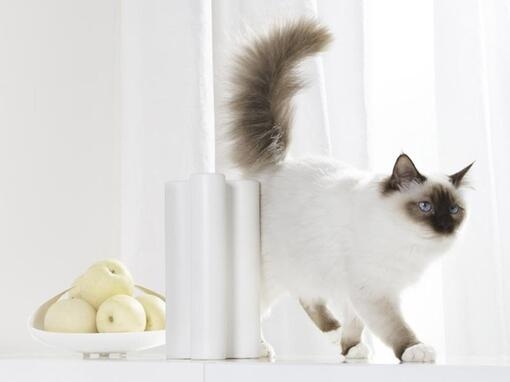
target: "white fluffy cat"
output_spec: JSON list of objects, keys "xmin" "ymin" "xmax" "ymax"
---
[{"xmin": 228, "ymin": 19, "xmax": 472, "ymax": 362}]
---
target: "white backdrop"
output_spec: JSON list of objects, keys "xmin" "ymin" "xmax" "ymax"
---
[
  {"xmin": 435, "ymin": 0, "xmax": 510, "ymax": 361},
  {"xmin": 0, "ymin": 0, "xmax": 120, "ymax": 354},
  {"xmin": 1, "ymin": 0, "xmax": 509, "ymax": 361}
]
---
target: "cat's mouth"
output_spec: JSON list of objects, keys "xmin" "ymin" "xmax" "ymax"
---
[{"xmin": 418, "ymin": 226, "xmax": 459, "ymax": 241}]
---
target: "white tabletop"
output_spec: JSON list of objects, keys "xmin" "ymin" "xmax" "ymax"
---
[{"xmin": 1, "ymin": 355, "xmax": 510, "ymax": 382}]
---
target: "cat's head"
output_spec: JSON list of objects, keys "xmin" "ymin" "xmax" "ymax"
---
[{"xmin": 381, "ymin": 154, "xmax": 473, "ymax": 239}]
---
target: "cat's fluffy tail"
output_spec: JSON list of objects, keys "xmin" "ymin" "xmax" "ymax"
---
[{"xmin": 229, "ymin": 18, "xmax": 332, "ymax": 171}]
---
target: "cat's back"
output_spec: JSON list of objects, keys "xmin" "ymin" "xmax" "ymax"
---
[
  {"xmin": 256, "ymin": 157, "xmax": 369, "ymax": 249},
  {"xmin": 257, "ymin": 156, "xmax": 367, "ymax": 205}
]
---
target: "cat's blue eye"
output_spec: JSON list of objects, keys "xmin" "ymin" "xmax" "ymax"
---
[
  {"xmin": 418, "ymin": 201, "xmax": 432, "ymax": 213},
  {"xmin": 449, "ymin": 204, "xmax": 459, "ymax": 214}
]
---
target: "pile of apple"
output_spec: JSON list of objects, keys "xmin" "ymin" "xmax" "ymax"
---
[{"xmin": 43, "ymin": 259, "xmax": 165, "ymax": 333}]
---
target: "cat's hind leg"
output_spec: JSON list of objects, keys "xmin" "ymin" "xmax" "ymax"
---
[
  {"xmin": 341, "ymin": 310, "xmax": 370, "ymax": 360},
  {"xmin": 299, "ymin": 298, "xmax": 342, "ymax": 346},
  {"xmin": 299, "ymin": 298, "xmax": 370, "ymax": 360},
  {"xmin": 259, "ymin": 284, "xmax": 283, "ymax": 360}
]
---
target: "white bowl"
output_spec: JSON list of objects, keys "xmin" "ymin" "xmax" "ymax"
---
[{"xmin": 29, "ymin": 286, "xmax": 165, "ymax": 356}]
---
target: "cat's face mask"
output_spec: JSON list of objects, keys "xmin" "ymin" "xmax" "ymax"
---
[{"xmin": 382, "ymin": 154, "xmax": 473, "ymax": 237}]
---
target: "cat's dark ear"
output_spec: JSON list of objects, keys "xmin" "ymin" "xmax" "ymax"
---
[
  {"xmin": 383, "ymin": 154, "xmax": 426, "ymax": 193},
  {"xmin": 449, "ymin": 162, "xmax": 474, "ymax": 187}
]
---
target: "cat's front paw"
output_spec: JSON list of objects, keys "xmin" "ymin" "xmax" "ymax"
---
[
  {"xmin": 345, "ymin": 342, "xmax": 370, "ymax": 360},
  {"xmin": 401, "ymin": 343, "xmax": 435, "ymax": 363}
]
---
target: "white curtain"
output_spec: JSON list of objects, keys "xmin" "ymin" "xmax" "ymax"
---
[
  {"xmin": 120, "ymin": 0, "xmax": 510, "ymax": 361},
  {"xmin": 435, "ymin": 0, "xmax": 510, "ymax": 362}
]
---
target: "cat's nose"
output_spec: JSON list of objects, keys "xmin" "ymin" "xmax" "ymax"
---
[{"xmin": 436, "ymin": 218, "xmax": 454, "ymax": 233}]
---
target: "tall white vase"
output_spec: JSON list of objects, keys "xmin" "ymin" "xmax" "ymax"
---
[{"xmin": 165, "ymin": 174, "xmax": 260, "ymax": 360}]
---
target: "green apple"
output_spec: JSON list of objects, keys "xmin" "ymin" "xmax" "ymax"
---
[
  {"xmin": 77, "ymin": 259, "xmax": 134, "ymax": 309},
  {"xmin": 136, "ymin": 294, "xmax": 165, "ymax": 331},
  {"xmin": 44, "ymin": 298, "xmax": 96, "ymax": 333},
  {"xmin": 96, "ymin": 295, "xmax": 146, "ymax": 333},
  {"xmin": 68, "ymin": 275, "xmax": 82, "ymax": 298}
]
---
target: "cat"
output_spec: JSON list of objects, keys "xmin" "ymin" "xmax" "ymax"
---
[{"xmin": 227, "ymin": 18, "xmax": 473, "ymax": 362}]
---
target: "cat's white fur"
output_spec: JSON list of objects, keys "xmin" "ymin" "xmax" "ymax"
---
[
  {"xmin": 227, "ymin": 18, "xmax": 469, "ymax": 362},
  {"xmin": 254, "ymin": 157, "xmax": 463, "ymax": 361}
]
